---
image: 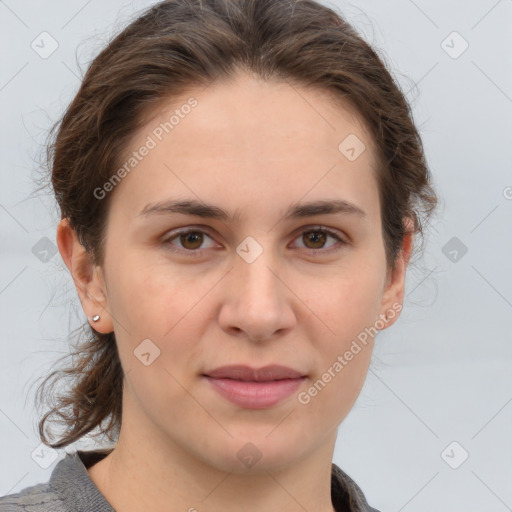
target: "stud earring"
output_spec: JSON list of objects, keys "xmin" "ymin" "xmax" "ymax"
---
[{"xmin": 90, "ymin": 314, "xmax": 100, "ymax": 322}]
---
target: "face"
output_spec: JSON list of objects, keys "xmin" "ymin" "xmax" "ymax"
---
[{"xmin": 60, "ymin": 71, "xmax": 410, "ymax": 474}]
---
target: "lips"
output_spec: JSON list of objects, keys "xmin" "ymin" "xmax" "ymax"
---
[
  {"xmin": 203, "ymin": 364, "xmax": 305, "ymax": 381},
  {"xmin": 203, "ymin": 365, "xmax": 307, "ymax": 409}
]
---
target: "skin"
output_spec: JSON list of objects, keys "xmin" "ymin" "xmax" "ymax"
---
[{"xmin": 57, "ymin": 71, "xmax": 413, "ymax": 512}]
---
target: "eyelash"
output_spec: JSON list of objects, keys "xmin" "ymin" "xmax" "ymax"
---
[{"xmin": 161, "ymin": 226, "xmax": 347, "ymax": 257}]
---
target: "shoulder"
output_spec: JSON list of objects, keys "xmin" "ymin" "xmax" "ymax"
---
[
  {"xmin": 0, "ymin": 448, "xmax": 113, "ymax": 512},
  {"xmin": 331, "ymin": 463, "xmax": 382, "ymax": 512},
  {"xmin": 0, "ymin": 481, "xmax": 65, "ymax": 511}
]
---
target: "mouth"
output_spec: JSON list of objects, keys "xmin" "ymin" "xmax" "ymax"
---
[
  {"xmin": 202, "ymin": 365, "xmax": 307, "ymax": 409},
  {"xmin": 203, "ymin": 364, "xmax": 306, "ymax": 381}
]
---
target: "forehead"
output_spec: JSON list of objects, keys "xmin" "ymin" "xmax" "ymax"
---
[
  {"xmin": 138, "ymin": 72, "xmax": 376, "ymax": 160},
  {"xmin": 108, "ymin": 71, "xmax": 381, "ymax": 226}
]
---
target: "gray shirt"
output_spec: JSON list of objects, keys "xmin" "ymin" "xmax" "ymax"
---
[{"xmin": 0, "ymin": 450, "xmax": 381, "ymax": 511}]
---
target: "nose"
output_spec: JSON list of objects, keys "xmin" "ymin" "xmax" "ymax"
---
[{"xmin": 218, "ymin": 246, "xmax": 296, "ymax": 343}]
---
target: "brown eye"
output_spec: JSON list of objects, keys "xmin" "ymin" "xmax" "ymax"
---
[
  {"xmin": 302, "ymin": 230, "xmax": 327, "ymax": 249},
  {"xmin": 163, "ymin": 226, "xmax": 345, "ymax": 257},
  {"xmin": 163, "ymin": 228, "xmax": 217, "ymax": 254},
  {"xmin": 179, "ymin": 231, "xmax": 204, "ymax": 250},
  {"xmin": 293, "ymin": 228, "xmax": 345, "ymax": 253}
]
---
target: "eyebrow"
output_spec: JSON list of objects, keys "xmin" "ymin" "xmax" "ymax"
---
[{"xmin": 138, "ymin": 198, "xmax": 367, "ymax": 222}]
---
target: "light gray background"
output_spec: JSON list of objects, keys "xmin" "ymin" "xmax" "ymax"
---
[{"xmin": 1, "ymin": 1, "xmax": 511, "ymax": 510}]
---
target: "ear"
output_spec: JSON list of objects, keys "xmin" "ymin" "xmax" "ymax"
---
[
  {"xmin": 56, "ymin": 218, "xmax": 114, "ymax": 334},
  {"xmin": 377, "ymin": 217, "xmax": 415, "ymax": 330}
]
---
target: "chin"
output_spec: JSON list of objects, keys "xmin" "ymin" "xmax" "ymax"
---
[{"xmin": 198, "ymin": 433, "xmax": 308, "ymax": 476}]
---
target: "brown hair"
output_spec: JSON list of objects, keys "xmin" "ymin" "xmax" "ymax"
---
[{"xmin": 34, "ymin": 0, "xmax": 438, "ymax": 449}]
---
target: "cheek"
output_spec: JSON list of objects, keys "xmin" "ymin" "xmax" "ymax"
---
[
  {"xmin": 301, "ymin": 348, "xmax": 373, "ymax": 431},
  {"xmin": 106, "ymin": 260, "xmax": 212, "ymax": 361},
  {"xmin": 302, "ymin": 263, "xmax": 385, "ymax": 338},
  {"xmin": 106, "ymin": 255, "xmax": 181, "ymax": 325},
  {"xmin": 299, "ymin": 277, "xmax": 379, "ymax": 423}
]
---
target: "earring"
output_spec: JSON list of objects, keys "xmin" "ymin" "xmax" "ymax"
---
[{"xmin": 90, "ymin": 314, "xmax": 100, "ymax": 322}]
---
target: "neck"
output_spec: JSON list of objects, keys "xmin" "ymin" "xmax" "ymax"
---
[{"xmin": 87, "ymin": 416, "xmax": 338, "ymax": 512}]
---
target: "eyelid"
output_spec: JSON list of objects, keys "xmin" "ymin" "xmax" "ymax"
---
[
  {"xmin": 161, "ymin": 224, "xmax": 348, "ymax": 255},
  {"xmin": 161, "ymin": 225, "xmax": 220, "ymax": 255},
  {"xmin": 290, "ymin": 224, "xmax": 348, "ymax": 244}
]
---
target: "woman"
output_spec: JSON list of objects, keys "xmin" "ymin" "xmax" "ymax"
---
[{"xmin": 0, "ymin": 0, "xmax": 437, "ymax": 510}]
